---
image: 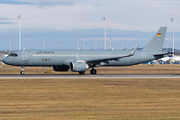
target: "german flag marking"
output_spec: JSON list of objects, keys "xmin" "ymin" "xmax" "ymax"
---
[{"xmin": 157, "ymin": 33, "xmax": 161, "ymax": 36}]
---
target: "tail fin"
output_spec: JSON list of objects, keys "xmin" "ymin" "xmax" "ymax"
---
[{"xmin": 143, "ymin": 27, "xmax": 167, "ymax": 52}]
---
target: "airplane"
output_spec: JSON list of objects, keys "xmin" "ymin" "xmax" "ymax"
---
[{"xmin": 3, "ymin": 27, "xmax": 170, "ymax": 75}]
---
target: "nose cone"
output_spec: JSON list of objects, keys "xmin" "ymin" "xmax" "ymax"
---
[
  {"xmin": 2, "ymin": 57, "xmax": 6, "ymax": 64},
  {"xmin": 2, "ymin": 57, "xmax": 9, "ymax": 65}
]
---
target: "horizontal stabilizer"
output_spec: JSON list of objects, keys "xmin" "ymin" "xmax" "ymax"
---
[{"xmin": 154, "ymin": 52, "xmax": 173, "ymax": 57}]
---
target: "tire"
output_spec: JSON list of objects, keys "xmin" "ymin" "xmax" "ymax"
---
[
  {"xmin": 20, "ymin": 71, "xmax": 24, "ymax": 75},
  {"xmin": 90, "ymin": 69, "xmax": 97, "ymax": 74},
  {"xmin": 79, "ymin": 72, "xmax": 85, "ymax": 74}
]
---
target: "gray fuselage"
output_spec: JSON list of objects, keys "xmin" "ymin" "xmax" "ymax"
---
[{"xmin": 3, "ymin": 49, "xmax": 162, "ymax": 67}]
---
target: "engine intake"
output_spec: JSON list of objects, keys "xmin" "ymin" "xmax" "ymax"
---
[{"xmin": 70, "ymin": 61, "xmax": 89, "ymax": 72}]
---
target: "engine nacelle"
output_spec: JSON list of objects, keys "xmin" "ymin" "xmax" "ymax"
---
[
  {"xmin": 53, "ymin": 65, "xmax": 69, "ymax": 71},
  {"xmin": 70, "ymin": 61, "xmax": 89, "ymax": 72}
]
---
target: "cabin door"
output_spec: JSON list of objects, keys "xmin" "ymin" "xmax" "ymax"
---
[
  {"xmin": 141, "ymin": 52, "xmax": 146, "ymax": 60},
  {"xmin": 22, "ymin": 51, "xmax": 27, "ymax": 60}
]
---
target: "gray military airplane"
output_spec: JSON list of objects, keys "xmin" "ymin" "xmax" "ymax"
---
[{"xmin": 3, "ymin": 27, "xmax": 169, "ymax": 75}]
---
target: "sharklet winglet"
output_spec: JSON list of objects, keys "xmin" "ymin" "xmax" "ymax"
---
[{"xmin": 130, "ymin": 45, "xmax": 138, "ymax": 56}]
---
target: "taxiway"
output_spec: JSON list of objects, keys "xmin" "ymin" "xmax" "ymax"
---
[{"xmin": 0, "ymin": 74, "xmax": 180, "ymax": 79}]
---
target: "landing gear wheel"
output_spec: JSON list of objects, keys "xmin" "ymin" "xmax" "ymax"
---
[
  {"xmin": 79, "ymin": 72, "xmax": 85, "ymax": 74},
  {"xmin": 20, "ymin": 71, "xmax": 24, "ymax": 75},
  {"xmin": 90, "ymin": 69, "xmax": 97, "ymax": 74},
  {"xmin": 20, "ymin": 66, "xmax": 25, "ymax": 75}
]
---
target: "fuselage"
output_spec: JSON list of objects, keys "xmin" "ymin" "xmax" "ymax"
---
[{"xmin": 3, "ymin": 49, "xmax": 162, "ymax": 67}]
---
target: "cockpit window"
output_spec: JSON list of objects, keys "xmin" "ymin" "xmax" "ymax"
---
[{"xmin": 9, "ymin": 53, "xmax": 18, "ymax": 57}]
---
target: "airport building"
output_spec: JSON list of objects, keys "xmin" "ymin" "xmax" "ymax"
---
[{"xmin": 0, "ymin": 53, "xmax": 8, "ymax": 64}]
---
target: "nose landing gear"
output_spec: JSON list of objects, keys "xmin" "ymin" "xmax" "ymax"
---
[{"xmin": 20, "ymin": 66, "xmax": 25, "ymax": 75}]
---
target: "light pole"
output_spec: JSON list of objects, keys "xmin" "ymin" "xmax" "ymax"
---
[
  {"xmin": 134, "ymin": 39, "xmax": 137, "ymax": 47},
  {"xmin": 102, "ymin": 15, "xmax": 106, "ymax": 50},
  {"xmin": 94, "ymin": 41, "xmax": 96, "ymax": 50},
  {"xmin": 17, "ymin": 15, "xmax": 21, "ymax": 50},
  {"xmin": 82, "ymin": 41, "xmax": 84, "ymax": 50},
  {"xmin": 111, "ymin": 43, "xmax": 113, "ymax": 50},
  {"xmin": 171, "ymin": 18, "xmax": 174, "ymax": 63},
  {"xmin": 120, "ymin": 40, "xmax": 123, "ymax": 50},
  {"xmin": 107, "ymin": 40, "xmax": 109, "ymax": 50},
  {"xmin": 77, "ymin": 38, "xmax": 79, "ymax": 50},
  {"xmin": 86, "ymin": 43, "xmax": 88, "ymax": 50},
  {"xmin": 61, "ymin": 43, "xmax": 63, "ymax": 50},
  {"xmin": 9, "ymin": 38, "xmax": 11, "ymax": 54},
  {"xmin": 110, "ymin": 38, "xmax": 112, "ymax": 50},
  {"xmin": 165, "ymin": 39, "xmax": 168, "ymax": 52},
  {"xmin": 43, "ymin": 37, "xmax": 45, "ymax": 49}
]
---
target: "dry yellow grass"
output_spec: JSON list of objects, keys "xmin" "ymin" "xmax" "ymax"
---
[
  {"xmin": 0, "ymin": 78, "xmax": 180, "ymax": 119},
  {"xmin": 0, "ymin": 64, "xmax": 180, "ymax": 119}
]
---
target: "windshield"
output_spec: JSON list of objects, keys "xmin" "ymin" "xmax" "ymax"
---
[{"xmin": 9, "ymin": 53, "xmax": 18, "ymax": 57}]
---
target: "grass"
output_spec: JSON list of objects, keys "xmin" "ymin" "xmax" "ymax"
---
[
  {"xmin": 1, "ymin": 64, "xmax": 180, "ymax": 119},
  {"xmin": 0, "ymin": 78, "xmax": 180, "ymax": 119}
]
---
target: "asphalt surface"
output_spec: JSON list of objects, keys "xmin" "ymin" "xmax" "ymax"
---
[{"xmin": 1, "ymin": 74, "xmax": 180, "ymax": 79}]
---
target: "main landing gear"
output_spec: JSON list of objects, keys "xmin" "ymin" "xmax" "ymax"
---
[
  {"xmin": 79, "ymin": 72, "xmax": 85, "ymax": 74},
  {"xmin": 20, "ymin": 66, "xmax": 25, "ymax": 75},
  {"xmin": 78, "ymin": 69, "xmax": 97, "ymax": 75},
  {"xmin": 90, "ymin": 69, "xmax": 97, "ymax": 74}
]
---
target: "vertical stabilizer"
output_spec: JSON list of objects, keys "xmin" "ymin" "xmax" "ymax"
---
[{"xmin": 143, "ymin": 27, "xmax": 167, "ymax": 52}]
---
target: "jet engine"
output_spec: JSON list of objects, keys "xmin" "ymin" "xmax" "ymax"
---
[
  {"xmin": 70, "ymin": 61, "xmax": 89, "ymax": 72},
  {"xmin": 53, "ymin": 65, "xmax": 69, "ymax": 71}
]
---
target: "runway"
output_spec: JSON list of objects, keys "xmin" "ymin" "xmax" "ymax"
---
[{"xmin": 1, "ymin": 74, "xmax": 180, "ymax": 79}]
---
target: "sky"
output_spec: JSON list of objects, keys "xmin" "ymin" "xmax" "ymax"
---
[{"xmin": 0, "ymin": 0, "xmax": 180, "ymax": 51}]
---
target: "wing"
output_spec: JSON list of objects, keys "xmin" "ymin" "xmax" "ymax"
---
[
  {"xmin": 63, "ymin": 46, "xmax": 138, "ymax": 67},
  {"xmin": 85, "ymin": 46, "xmax": 138, "ymax": 67}
]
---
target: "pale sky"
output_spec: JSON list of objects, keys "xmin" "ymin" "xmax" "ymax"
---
[{"xmin": 0, "ymin": 0, "xmax": 180, "ymax": 50}]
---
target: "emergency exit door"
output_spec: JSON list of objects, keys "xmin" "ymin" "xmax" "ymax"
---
[
  {"xmin": 141, "ymin": 52, "xmax": 146, "ymax": 60},
  {"xmin": 22, "ymin": 51, "xmax": 27, "ymax": 60}
]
